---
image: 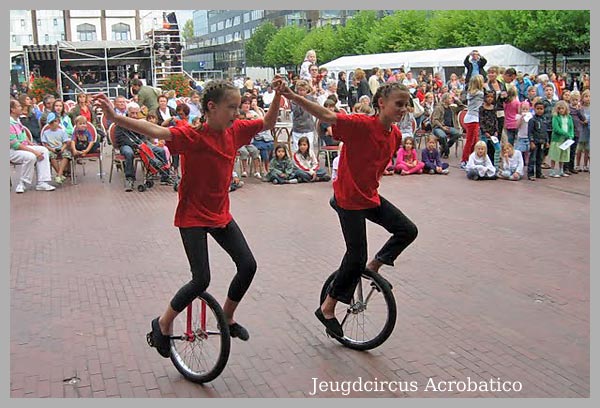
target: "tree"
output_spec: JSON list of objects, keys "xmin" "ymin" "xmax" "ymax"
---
[
  {"xmin": 333, "ymin": 10, "xmax": 379, "ymax": 57},
  {"xmin": 245, "ymin": 22, "xmax": 277, "ymax": 67},
  {"xmin": 294, "ymin": 24, "xmax": 339, "ymax": 65},
  {"xmin": 182, "ymin": 19, "xmax": 194, "ymax": 45},
  {"xmin": 364, "ymin": 10, "xmax": 431, "ymax": 54},
  {"xmin": 428, "ymin": 10, "xmax": 491, "ymax": 49},
  {"xmin": 264, "ymin": 26, "xmax": 306, "ymax": 68}
]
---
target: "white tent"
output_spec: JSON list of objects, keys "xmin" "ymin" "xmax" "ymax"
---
[{"xmin": 321, "ymin": 44, "xmax": 540, "ymax": 82}]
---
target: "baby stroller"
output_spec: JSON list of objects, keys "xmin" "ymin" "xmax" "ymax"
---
[{"xmin": 121, "ymin": 129, "xmax": 179, "ymax": 192}]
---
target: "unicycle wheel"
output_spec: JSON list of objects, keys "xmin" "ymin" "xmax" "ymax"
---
[
  {"xmin": 169, "ymin": 292, "xmax": 231, "ymax": 383},
  {"xmin": 319, "ymin": 269, "xmax": 396, "ymax": 351}
]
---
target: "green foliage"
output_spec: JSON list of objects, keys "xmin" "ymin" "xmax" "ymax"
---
[
  {"xmin": 182, "ymin": 19, "xmax": 194, "ymax": 44},
  {"xmin": 245, "ymin": 22, "xmax": 278, "ymax": 66},
  {"xmin": 29, "ymin": 76, "xmax": 57, "ymax": 100},
  {"xmin": 333, "ymin": 10, "xmax": 379, "ymax": 56},
  {"xmin": 364, "ymin": 10, "xmax": 431, "ymax": 53},
  {"xmin": 246, "ymin": 10, "xmax": 589, "ymax": 72},
  {"xmin": 161, "ymin": 74, "xmax": 191, "ymax": 97},
  {"xmin": 294, "ymin": 24, "xmax": 339, "ymax": 64},
  {"xmin": 264, "ymin": 25, "xmax": 306, "ymax": 67}
]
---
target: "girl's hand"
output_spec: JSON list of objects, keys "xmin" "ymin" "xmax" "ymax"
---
[{"xmin": 530, "ymin": 141, "xmax": 536, "ymax": 151}]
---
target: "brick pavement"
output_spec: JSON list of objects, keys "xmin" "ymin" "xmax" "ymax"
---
[{"xmin": 9, "ymin": 155, "xmax": 590, "ymax": 398}]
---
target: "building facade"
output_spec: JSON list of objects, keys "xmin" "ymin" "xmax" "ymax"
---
[{"xmin": 184, "ymin": 10, "xmax": 357, "ymax": 77}]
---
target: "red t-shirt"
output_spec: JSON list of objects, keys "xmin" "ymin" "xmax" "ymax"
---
[
  {"xmin": 332, "ymin": 113, "xmax": 402, "ymax": 210},
  {"xmin": 166, "ymin": 119, "xmax": 264, "ymax": 228}
]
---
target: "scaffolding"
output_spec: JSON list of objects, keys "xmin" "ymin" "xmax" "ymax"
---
[{"xmin": 145, "ymin": 27, "xmax": 184, "ymax": 89}]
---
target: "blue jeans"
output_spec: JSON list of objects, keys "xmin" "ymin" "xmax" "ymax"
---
[
  {"xmin": 252, "ymin": 139, "xmax": 274, "ymax": 163},
  {"xmin": 432, "ymin": 127, "xmax": 461, "ymax": 155}
]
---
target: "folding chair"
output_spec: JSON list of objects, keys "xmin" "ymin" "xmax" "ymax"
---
[
  {"xmin": 40, "ymin": 123, "xmax": 75, "ymax": 184},
  {"xmin": 107, "ymin": 123, "xmax": 141, "ymax": 186}
]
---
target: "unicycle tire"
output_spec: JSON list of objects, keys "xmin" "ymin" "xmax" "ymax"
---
[
  {"xmin": 169, "ymin": 292, "xmax": 231, "ymax": 383},
  {"xmin": 319, "ymin": 269, "xmax": 396, "ymax": 351}
]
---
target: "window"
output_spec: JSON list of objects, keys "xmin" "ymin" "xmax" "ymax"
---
[
  {"xmin": 37, "ymin": 19, "xmax": 41, "ymax": 26},
  {"xmin": 111, "ymin": 23, "xmax": 130, "ymax": 41},
  {"xmin": 153, "ymin": 18, "xmax": 157, "ymax": 25},
  {"xmin": 61, "ymin": 33, "xmax": 65, "ymax": 40},
  {"xmin": 12, "ymin": 35, "xmax": 16, "ymax": 42},
  {"xmin": 21, "ymin": 19, "xmax": 25, "ymax": 27},
  {"xmin": 53, "ymin": 18, "xmax": 58, "ymax": 26},
  {"xmin": 225, "ymin": 18, "xmax": 232, "ymax": 28},
  {"xmin": 243, "ymin": 13, "xmax": 250, "ymax": 23},
  {"xmin": 225, "ymin": 34, "xmax": 232, "ymax": 43},
  {"xmin": 29, "ymin": 34, "xmax": 32, "ymax": 41},
  {"xmin": 234, "ymin": 31, "xmax": 240, "ymax": 41},
  {"xmin": 210, "ymin": 23, "xmax": 216, "ymax": 32},
  {"xmin": 217, "ymin": 21, "xmax": 224, "ymax": 30},
  {"xmin": 244, "ymin": 29, "xmax": 250, "ymax": 39},
  {"xmin": 251, "ymin": 10, "xmax": 263, "ymax": 20},
  {"xmin": 77, "ymin": 23, "xmax": 97, "ymax": 41},
  {"xmin": 233, "ymin": 16, "xmax": 240, "ymax": 26},
  {"xmin": 44, "ymin": 34, "xmax": 49, "ymax": 42}
]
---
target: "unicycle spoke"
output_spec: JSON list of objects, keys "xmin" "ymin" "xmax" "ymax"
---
[
  {"xmin": 169, "ymin": 293, "xmax": 231, "ymax": 383},
  {"xmin": 321, "ymin": 270, "xmax": 397, "ymax": 350}
]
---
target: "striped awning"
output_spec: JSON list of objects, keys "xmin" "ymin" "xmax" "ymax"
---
[{"xmin": 23, "ymin": 44, "xmax": 57, "ymax": 61}]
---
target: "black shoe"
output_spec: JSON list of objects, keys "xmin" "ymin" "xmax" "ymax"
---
[
  {"xmin": 365, "ymin": 268, "xmax": 393, "ymax": 290},
  {"xmin": 148, "ymin": 317, "xmax": 171, "ymax": 358},
  {"xmin": 229, "ymin": 322, "xmax": 250, "ymax": 341},
  {"xmin": 315, "ymin": 308, "xmax": 343, "ymax": 338}
]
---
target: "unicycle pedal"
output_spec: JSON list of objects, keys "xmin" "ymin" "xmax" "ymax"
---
[{"xmin": 146, "ymin": 332, "xmax": 155, "ymax": 347}]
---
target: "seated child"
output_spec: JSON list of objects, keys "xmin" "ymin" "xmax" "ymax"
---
[
  {"xmin": 421, "ymin": 135, "xmax": 449, "ymax": 174},
  {"xmin": 71, "ymin": 115, "xmax": 100, "ymax": 157},
  {"xmin": 466, "ymin": 140, "xmax": 497, "ymax": 180},
  {"xmin": 41, "ymin": 112, "xmax": 72, "ymax": 184},
  {"xmin": 499, "ymin": 142, "xmax": 524, "ymax": 181},
  {"xmin": 293, "ymin": 136, "xmax": 331, "ymax": 182},
  {"xmin": 264, "ymin": 143, "xmax": 299, "ymax": 184},
  {"xmin": 394, "ymin": 136, "xmax": 424, "ymax": 175}
]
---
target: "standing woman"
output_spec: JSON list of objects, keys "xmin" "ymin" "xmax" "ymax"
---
[
  {"xmin": 337, "ymin": 72, "xmax": 349, "ymax": 106},
  {"xmin": 484, "ymin": 66, "xmax": 508, "ymax": 139},
  {"xmin": 18, "ymin": 94, "xmax": 41, "ymax": 144},
  {"xmin": 355, "ymin": 68, "xmax": 372, "ymax": 103},
  {"xmin": 94, "ymin": 79, "xmax": 283, "ymax": 358},
  {"xmin": 278, "ymin": 82, "xmax": 418, "ymax": 338},
  {"xmin": 69, "ymin": 92, "xmax": 98, "ymax": 128}
]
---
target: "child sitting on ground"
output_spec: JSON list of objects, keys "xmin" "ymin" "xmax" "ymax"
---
[
  {"xmin": 264, "ymin": 143, "xmax": 299, "ymax": 184},
  {"xmin": 421, "ymin": 135, "xmax": 449, "ymax": 174},
  {"xmin": 292, "ymin": 136, "xmax": 331, "ymax": 182},
  {"xmin": 498, "ymin": 142, "xmax": 524, "ymax": 181},
  {"xmin": 466, "ymin": 140, "xmax": 497, "ymax": 180},
  {"xmin": 394, "ymin": 136, "xmax": 424, "ymax": 175}
]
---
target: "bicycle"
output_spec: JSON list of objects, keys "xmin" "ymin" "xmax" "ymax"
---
[
  {"xmin": 147, "ymin": 291, "xmax": 231, "ymax": 383},
  {"xmin": 319, "ymin": 269, "xmax": 397, "ymax": 351}
]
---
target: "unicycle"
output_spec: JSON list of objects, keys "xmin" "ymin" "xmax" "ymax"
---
[
  {"xmin": 319, "ymin": 269, "xmax": 396, "ymax": 351},
  {"xmin": 148, "ymin": 292, "xmax": 231, "ymax": 383}
]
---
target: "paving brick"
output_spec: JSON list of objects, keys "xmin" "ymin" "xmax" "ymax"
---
[{"xmin": 9, "ymin": 156, "xmax": 590, "ymax": 397}]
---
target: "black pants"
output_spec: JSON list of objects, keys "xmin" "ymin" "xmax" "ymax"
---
[
  {"xmin": 170, "ymin": 220, "xmax": 257, "ymax": 313},
  {"xmin": 564, "ymin": 136, "xmax": 579, "ymax": 171},
  {"xmin": 528, "ymin": 141, "xmax": 546, "ymax": 178},
  {"xmin": 327, "ymin": 195, "xmax": 418, "ymax": 304}
]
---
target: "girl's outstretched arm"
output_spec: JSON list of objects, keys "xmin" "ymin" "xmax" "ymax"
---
[
  {"xmin": 278, "ymin": 83, "xmax": 337, "ymax": 125},
  {"xmin": 93, "ymin": 93, "xmax": 172, "ymax": 141}
]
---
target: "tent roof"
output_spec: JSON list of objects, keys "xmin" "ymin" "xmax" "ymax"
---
[{"xmin": 321, "ymin": 44, "xmax": 540, "ymax": 74}]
